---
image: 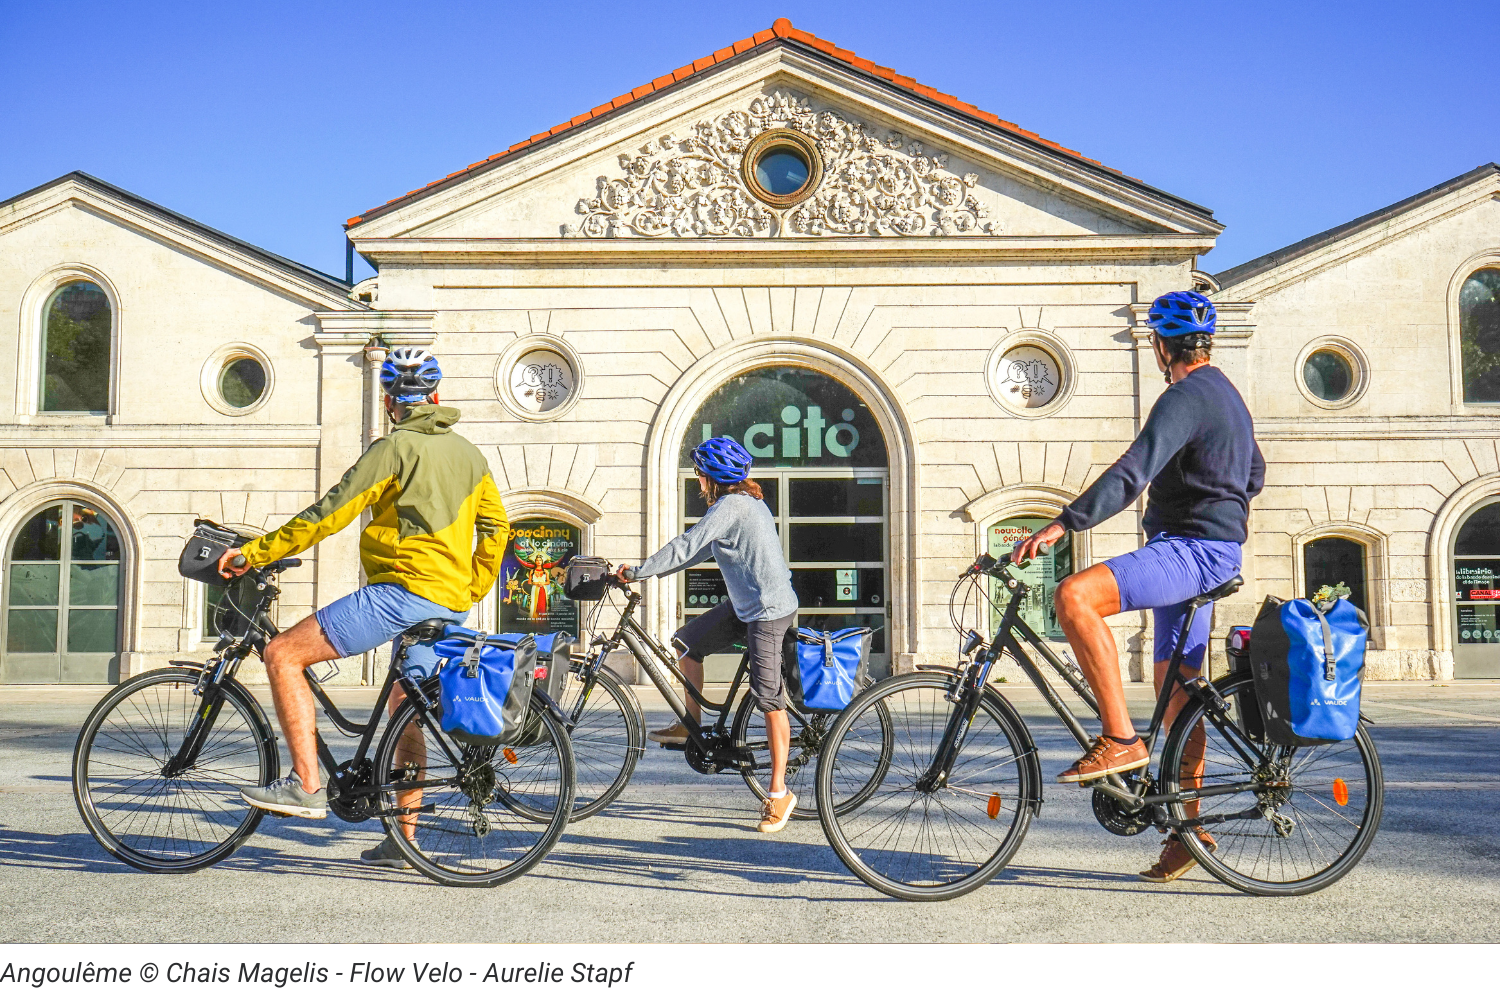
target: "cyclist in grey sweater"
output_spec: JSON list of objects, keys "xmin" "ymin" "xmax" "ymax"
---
[{"xmin": 614, "ymin": 436, "xmax": 801, "ymax": 834}]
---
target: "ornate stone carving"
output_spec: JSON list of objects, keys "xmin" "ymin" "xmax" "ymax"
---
[{"xmin": 563, "ymin": 91, "xmax": 999, "ymax": 238}]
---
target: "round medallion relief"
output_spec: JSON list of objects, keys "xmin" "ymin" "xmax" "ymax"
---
[
  {"xmin": 994, "ymin": 345, "xmax": 1061, "ymax": 410},
  {"xmin": 509, "ymin": 349, "xmax": 576, "ymax": 414}
]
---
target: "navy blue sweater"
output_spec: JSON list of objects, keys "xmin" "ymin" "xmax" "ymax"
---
[{"xmin": 1056, "ymin": 366, "xmax": 1264, "ymax": 543}]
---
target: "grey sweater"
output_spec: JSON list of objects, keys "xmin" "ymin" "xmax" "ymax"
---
[{"xmin": 632, "ymin": 493, "xmax": 798, "ymax": 622}]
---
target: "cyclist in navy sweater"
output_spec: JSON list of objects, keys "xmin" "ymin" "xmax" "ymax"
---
[{"xmin": 1013, "ymin": 290, "xmax": 1264, "ymax": 883}]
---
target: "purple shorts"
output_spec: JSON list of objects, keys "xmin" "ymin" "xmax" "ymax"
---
[{"xmin": 1103, "ymin": 534, "xmax": 1242, "ymax": 669}]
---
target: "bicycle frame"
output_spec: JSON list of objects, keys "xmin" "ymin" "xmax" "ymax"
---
[{"xmin": 930, "ymin": 555, "xmax": 1279, "ymax": 827}]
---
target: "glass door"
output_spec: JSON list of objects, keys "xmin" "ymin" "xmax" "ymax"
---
[
  {"xmin": 3, "ymin": 501, "xmax": 122, "ymax": 683},
  {"xmin": 1454, "ymin": 500, "xmax": 1500, "ymax": 678}
]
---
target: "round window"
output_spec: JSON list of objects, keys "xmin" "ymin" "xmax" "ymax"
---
[
  {"xmin": 994, "ymin": 345, "xmax": 1062, "ymax": 410},
  {"xmin": 755, "ymin": 149, "xmax": 810, "ymax": 197},
  {"xmin": 219, "ymin": 357, "xmax": 267, "ymax": 409},
  {"xmin": 742, "ymin": 129, "xmax": 822, "ymax": 208},
  {"xmin": 509, "ymin": 349, "xmax": 575, "ymax": 414},
  {"xmin": 1303, "ymin": 349, "xmax": 1353, "ymax": 401}
]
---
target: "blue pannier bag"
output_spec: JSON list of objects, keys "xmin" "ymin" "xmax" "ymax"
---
[
  {"xmin": 495, "ymin": 632, "xmax": 574, "ymax": 746},
  {"xmin": 1248, "ymin": 596, "xmax": 1368, "ymax": 746},
  {"xmin": 785, "ymin": 627, "xmax": 872, "ymax": 713},
  {"xmin": 434, "ymin": 628, "xmax": 537, "ymax": 745}
]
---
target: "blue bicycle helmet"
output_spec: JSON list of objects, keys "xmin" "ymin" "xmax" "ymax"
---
[
  {"xmin": 380, "ymin": 346, "xmax": 442, "ymax": 404},
  {"xmin": 1146, "ymin": 290, "xmax": 1216, "ymax": 339},
  {"xmin": 691, "ymin": 436, "xmax": 754, "ymax": 484}
]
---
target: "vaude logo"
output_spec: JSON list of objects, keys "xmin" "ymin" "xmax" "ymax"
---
[
  {"xmin": 1311, "ymin": 697, "xmax": 1349, "ymax": 707},
  {"xmin": 198, "ymin": 545, "xmax": 212, "ymax": 558}
]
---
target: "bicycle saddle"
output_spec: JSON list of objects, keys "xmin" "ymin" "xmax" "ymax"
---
[
  {"xmin": 1200, "ymin": 575, "xmax": 1244, "ymax": 603},
  {"xmin": 403, "ymin": 618, "xmax": 451, "ymax": 642}
]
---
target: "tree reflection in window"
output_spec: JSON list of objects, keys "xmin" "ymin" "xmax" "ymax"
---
[
  {"xmin": 1460, "ymin": 268, "xmax": 1500, "ymax": 403},
  {"xmin": 42, "ymin": 282, "xmax": 111, "ymax": 412}
]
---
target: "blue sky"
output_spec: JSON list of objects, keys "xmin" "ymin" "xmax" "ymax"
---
[{"xmin": 4, "ymin": 1, "xmax": 1495, "ymax": 282}]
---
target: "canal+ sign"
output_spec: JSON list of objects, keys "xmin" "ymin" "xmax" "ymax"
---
[{"xmin": 681, "ymin": 368, "xmax": 887, "ymax": 468}]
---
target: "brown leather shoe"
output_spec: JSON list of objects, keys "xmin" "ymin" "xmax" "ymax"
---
[
  {"xmin": 757, "ymin": 792, "xmax": 797, "ymax": 834},
  {"xmin": 647, "ymin": 722, "xmax": 692, "ymax": 746},
  {"xmin": 1139, "ymin": 830, "xmax": 1217, "ymax": 883},
  {"xmin": 1057, "ymin": 735, "xmax": 1149, "ymax": 783}
]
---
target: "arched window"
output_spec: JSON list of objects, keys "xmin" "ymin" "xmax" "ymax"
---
[
  {"xmin": 1303, "ymin": 536, "xmax": 1367, "ymax": 612},
  {"xmin": 41, "ymin": 281, "xmax": 112, "ymax": 412},
  {"xmin": 1459, "ymin": 268, "xmax": 1500, "ymax": 403}
]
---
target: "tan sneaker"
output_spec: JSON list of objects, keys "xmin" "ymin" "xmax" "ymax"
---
[
  {"xmin": 757, "ymin": 792, "xmax": 797, "ymax": 833},
  {"xmin": 647, "ymin": 721, "xmax": 693, "ymax": 745},
  {"xmin": 1057, "ymin": 735, "xmax": 1149, "ymax": 783},
  {"xmin": 1139, "ymin": 830, "xmax": 1216, "ymax": 883}
]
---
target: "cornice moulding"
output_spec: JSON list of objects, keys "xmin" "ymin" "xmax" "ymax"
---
[
  {"xmin": 0, "ymin": 424, "xmax": 322, "ymax": 448},
  {"xmin": 315, "ymin": 311, "xmax": 437, "ymax": 338}
]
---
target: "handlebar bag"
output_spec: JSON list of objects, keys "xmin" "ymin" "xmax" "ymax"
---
[
  {"xmin": 563, "ymin": 556, "xmax": 611, "ymax": 601},
  {"xmin": 434, "ymin": 628, "xmax": 537, "ymax": 745},
  {"xmin": 784, "ymin": 627, "xmax": 872, "ymax": 713},
  {"xmin": 178, "ymin": 521, "xmax": 249, "ymax": 586},
  {"xmin": 1249, "ymin": 596, "xmax": 1368, "ymax": 746},
  {"xmin": 495, "ymin": 632, "xmax": 574, "ymax": 746}
]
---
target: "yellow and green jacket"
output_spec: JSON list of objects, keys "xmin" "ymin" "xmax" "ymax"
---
[{"xmin": 240, "ymin": 405, "xmax": 508, "ymax": 612}]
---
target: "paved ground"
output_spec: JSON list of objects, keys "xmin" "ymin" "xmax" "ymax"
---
[{"xmin": 2, "ymin": 680, "xmax": 1499, "ymax": 943}]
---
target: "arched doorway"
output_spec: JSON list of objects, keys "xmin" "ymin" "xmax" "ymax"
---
[
  {"xmin": 679, "ymin": 365, "xmax": 890, "ymax": 678},
  {"xmin": 1453, "ymin": 498, "xmax": 1500, "ymax": 678},
  {"xmin": 2, "ymin": 500, "xmax": 123, "ymax": 683}
]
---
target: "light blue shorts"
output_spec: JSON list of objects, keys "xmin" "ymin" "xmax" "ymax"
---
[
  {"xmin": 314, "ymin": 583, "xmax": 469, "ymax": 680},
  {"xmin": 1103, "ymin": 534, "xmax": 1242, "ymax": 669}
]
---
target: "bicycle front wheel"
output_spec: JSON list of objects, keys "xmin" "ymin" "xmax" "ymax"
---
[
  {"xmin": 72, "ymin": 667, "xmax": 277, "ymax": 873},
  {"xmin": 1160, "ymin": 673, "xmax": 1383, "ymax": 896},
  {"xmin": 374, "ymin": 694, "xmax": 574, "ymax": 888},
  {"xmin": 556, "ymin": 666, "xmax": 643, "ymax": 821},
  {"xmin": 816, "ymin": 673, "xmax": 1035, "ymax": 901}
]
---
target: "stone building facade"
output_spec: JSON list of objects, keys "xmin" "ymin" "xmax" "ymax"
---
[{"xmin": 0, "ymin": 19, "xmax": 1495, "ymax": 685}]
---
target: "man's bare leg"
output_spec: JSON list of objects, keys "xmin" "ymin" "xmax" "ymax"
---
[
  {"xmin": 262, "ymin": 615, "xmax": 339, "ymax": 793},
  {"xmin": 387, "ymin": 684, "xmax": 423, "ymax": 841},
  {"xmin": 1053, "ymin": 564, "xmax": 1134, "ymax": 740},
  {"xmin": 1155, "ymin": 658, "xmax": 1205, "ymax": 822}
]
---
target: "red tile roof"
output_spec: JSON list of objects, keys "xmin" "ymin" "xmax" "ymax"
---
[{"xmin": 347, "ymin": 18, "xmax": 1132, "ymax": 227}]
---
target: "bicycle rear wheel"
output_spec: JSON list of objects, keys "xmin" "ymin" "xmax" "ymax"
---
[
  {"xmin": 1160, "ymin": 673, "xmax": 1383, "ymax": 896},
  {"xmin": 556, "ymin": 666, "xmax": 643, "ymax": 821},
  {"xmin": 374, "ymin": 694, "xmax": 574, "ymax": 888},
  {"xmin": 816, "ymin": 673, "xmax": 1035, "ymax": 901},
  {"xmin": 72, "ymin": 667, "xmax": 277, "ymax": 873}
]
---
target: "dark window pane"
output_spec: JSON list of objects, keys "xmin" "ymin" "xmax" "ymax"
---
[
  {"xmin": 1304, "ymin": 537, "xmax": 1367, "ymax": 612},
  {"xmin": 1457, "ymin": 604, "xmax": 1500, "ymax": 643},
  {"xmin": 7, "ymin": 609, "xmax": 58, "ymax": 652},
  {"xmin": 685, "ymin": 478, "xmax": 778, "ymax": 519},
  {"xmin": 1302, "ymin": 350, "xmax": 1352, "ymax": 401},
  {"xmin": 66, "ymin": 609, "xmax": 117, "ymax": 652},
  {"xmin": 8, "ymin": 564, "xmax": 59, "ymax": 606},
  {"xmin": 788, "ymin": 523, "xmax": 883, "ymax": 563},
  {"xmin": 10, "ymin": 505, "xmax": 62, "ymax": 561},
  {"xmin": 755, "ymin": 149, "xmax": 809, "ymax": 196},
  {"xmin": 790, "ymin": 568, "xmax": 885, "ymax": 609},
  {"xmin": 1455, "ymin": 501, "xmax": 1500, "ymax": 555},
  {"xmin": 69, "ymin": 564, "xmax": 118, "ymax": 606},
  {"xmin": 1461, "ymin": 269, "xmax": 1500, "ymax": 403},
  {"xmin": 71, "ymin": 507, "xmax": 118, "ymax": 560},
  {"xmin": 204, "ymin": 582, "xmax": 228, "ymax": 639},
  {"xmin": 681, "ymin": 366, "xmax": 887, "ymax": 469},
  {"xmin": 789, "ymin": 478, "xmax": 883, "ymax": 517},
  {"xmin": 220, "ymin": 357, "xmax": 267, "ymax": 408},
  {"xmin": 797, "ymin": 614, "xmax": 886, "ymax": 654},
  {"xmin": 42, "ymin": 282, "xmax": 111, "ymax": 412}
]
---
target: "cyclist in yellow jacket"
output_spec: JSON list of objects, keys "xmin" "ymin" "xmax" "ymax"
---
[{"xmin": 218, "ymin": 348, "xmax": 508, "ymax": 866}]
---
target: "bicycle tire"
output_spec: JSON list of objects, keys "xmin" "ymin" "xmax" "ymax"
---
[
  {"xmin": 557, "ymin": 667, "xmax": 643, "ymax": 821},
  {"xmin": 1160, "ymin": 672, "xmax": 1384, "ymax": 896},
  {"xmin": 816, "ymin": 673, "xmax": 1035, "ymax": 901},
  {"xmin": 72, "ymin": 667, "xmax": 278, "ymax": 874},
  {"xmin": 732, "ymin": 685, "xmax": 892, "ymax": 819},
  {"xmin": 374, "ymin": 692, "xmax": 574, "ymax": 888}
]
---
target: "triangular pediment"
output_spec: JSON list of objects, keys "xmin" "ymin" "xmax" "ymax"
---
[{"xmin": 348, "ymin": 29, "xmax": 1220, "ymax": 244}]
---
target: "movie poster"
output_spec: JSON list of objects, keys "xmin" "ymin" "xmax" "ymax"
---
[{"xmin": 498, "ymin": 518, "xmax": 581, "ymax": 635}]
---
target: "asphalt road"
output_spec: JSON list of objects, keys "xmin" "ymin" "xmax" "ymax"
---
[{"xmin": 2, "ymin": 681, "xmax": 1498, "ymax": 943}]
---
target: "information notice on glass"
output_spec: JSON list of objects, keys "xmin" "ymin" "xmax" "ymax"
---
[{"xmin": 499, "ymin": 519, "xmax": 580, "ymax": 635}]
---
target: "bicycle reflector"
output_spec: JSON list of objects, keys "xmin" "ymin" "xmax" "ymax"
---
[
  {"xmin": 1332, "ymin": 778, "xmax": 1350, "ymax": 807},
  {"xmin": 503, "ymin": 747, "xmax": 519, "ymax": 765},
  {"xmin": 987, "ymin": 794, "xmax": 1002, "ymax": 820}
]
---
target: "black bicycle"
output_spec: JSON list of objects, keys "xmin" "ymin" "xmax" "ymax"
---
[
  {"xmin": 72, "ymin": 535, "xmax": 575, "ymax": 888},
  {"xmin": 814, "ymin": 551, "xmax": 1384, "ymax": 901},
  {"xmin": 550, "ymin": 571, "xmax": 891, "ymax": 821}
]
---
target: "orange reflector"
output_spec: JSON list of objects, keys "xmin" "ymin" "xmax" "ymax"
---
[
  {"xmin": 1332, "ymin": 778, "xmax": 1349, "ymax": 807},
  {"xmin": 503, "ymin": 747, "xmax": 518, "ymax": 764},
  {"xmin": 987, "ymin": 794, "xmax": 1002, "ymax": 819}
]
